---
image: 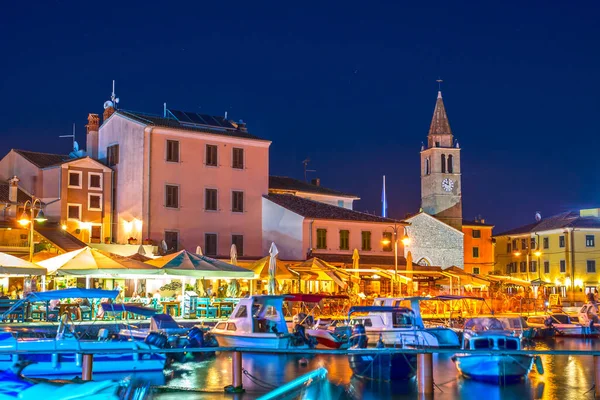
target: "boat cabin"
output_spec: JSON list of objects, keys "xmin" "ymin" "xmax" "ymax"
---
[
  {"xmin": 214, "ymin": 295, "xmax": 289, "ymax": 335},
  {"xmin": 464, "ymin": 334, "xmax": 521, "ymax": 351},
  {"xmin": 348, "ymin": 305, "xmax": 417, "ymax": 329}
]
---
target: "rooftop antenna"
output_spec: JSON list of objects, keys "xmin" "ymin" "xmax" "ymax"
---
[
  {"xmin": 225, "ymin": 111, "xmax": 228, "ymax": 120},
  {"xmin": 59, "ymin": 123, "xmax": 76, "ymax": 151},
  {"xmin": 103, "ymin": 80, "xmax": 120, "ymax": 110},
  {"xmin": 163, "ymin": 103, "xmax": 167, "ymax": 118},
  {"xmin": 302, "ymin": 158, "xmax": 316, "ymax": 182},
  {"xmin": 436, "ymin": 77, "xmax": 443, "ymax": 91}
]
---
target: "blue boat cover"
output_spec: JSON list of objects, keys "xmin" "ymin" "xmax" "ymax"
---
[
  {"xmin": 26, "ymin": 288, "xmax": 119, "ymax": 301},
  {"xmin": 348, "ymin": 306, "xmax": 414, "ymax": 316}
]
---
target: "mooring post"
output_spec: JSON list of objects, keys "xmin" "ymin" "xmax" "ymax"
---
[
  {"xmin": 82, "ymin": 353, "xmax": 93, "ymax": 381},
  {"xmin": 594, "ymin": 355, "xmax": 600, "ymax": 398},
  {"xmin": 417, "ymin": 353, "xmax": 433, "ymax": 395},
  {"xmin": 224, "ymin": 351, "xmax": 245, "ymax": 393}
]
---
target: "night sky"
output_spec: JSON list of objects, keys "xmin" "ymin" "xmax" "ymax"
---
[{"xmin": 1, "ymin": 1, "xmax": 598, "ymax": 231}]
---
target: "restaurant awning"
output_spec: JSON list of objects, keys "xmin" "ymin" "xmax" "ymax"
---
[
  {"xmin": 0, "ymin": 252, "xmax": 47, "ymax": 276},
  {"xmin": 288, "ymin": 258, "xmax": 358, "ymax": 288},
  {"xmin": 248, "ymin": 256, "xmax": 299, "ymax": 280},
  {"xmin": 145, "ymin": 250, "xmax": 254, "ymax": 279},
  {"xmin": 486, "ymin": 275, "xmax": 532, "ymax": 287}
]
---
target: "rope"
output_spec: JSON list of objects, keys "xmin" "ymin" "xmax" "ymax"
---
[{"xmin": 242, "ymin": 368, "xmax": 278, "ymax": 389}]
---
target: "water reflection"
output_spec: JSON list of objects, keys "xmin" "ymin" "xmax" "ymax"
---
[{"xmin": 151, "ymin": 339, "xmax": 600, "ymax": 399}]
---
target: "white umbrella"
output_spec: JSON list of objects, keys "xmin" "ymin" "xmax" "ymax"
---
[
  {"xmin": 268, "ymin": 243, "xmax": 279, "ymax": 295},
  {"xmin": 196, "ymin": 246, "xmax": 203, "ymax": 256},
  {"xmin": 227, "ymin": 244, "xmax": 240, "ymax": 297},
  {"xmin": 137, "ymin": 245, "xmax": 146, "ymax": 256},
  {"xmin": 352, "ymin": 249, "xmax": 360, "ymax": 294}
]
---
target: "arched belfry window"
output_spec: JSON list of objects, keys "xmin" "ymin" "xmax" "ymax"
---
[
  {"xmin": 448, "ymin": 155, "xmax": 453, "ymax": 173},
  {"xmin": 441, "ymin": 154, "xmax": 446, "ymax": 173},
  {"xmin": 425, "ymin": 158, "xmax": 430, "ymax": 175}
]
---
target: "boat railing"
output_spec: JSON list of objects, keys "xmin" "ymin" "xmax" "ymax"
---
[{"xmin": 256, "ymin": 367, "xmax": 329, "ymax": 400}]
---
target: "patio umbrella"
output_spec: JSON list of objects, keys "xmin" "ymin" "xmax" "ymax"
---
[
  {"xmin": 290, "ymin": 257, "xmax": 349, "ymax": 289},
  {"xmin": 38, "ymin": 247, "xmax": 160, "ymax": 276},
  {"xmin": 196, "ymin": 246, "xmax": 203, "ymax": 256},
  {"xmin": 406, "ymin": 251, "xmax": 414, "ymax": 295},
  {"xmin": 227, "ymin": 244, "xmax": 240, "ymax": 297},
  {"xmin": 137, "ymin": 245, "xmax": 146, "ymax": 256},
  {"xmin": 267, "ymin": 242, "xmax": 279, "ymax": 295},
  {"xmin": 0, "ymin": 252, "xmax": 47, "ymax": 276},
  {"xmin": 352, "ymin": 249, "xmax": 360, "ymax": 294},
  {"xmin": 145, "ymin": 250, "xmax": 253, "ymax": 279}
]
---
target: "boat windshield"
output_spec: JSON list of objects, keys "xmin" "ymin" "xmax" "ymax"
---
[{"xmin": 552, "ymin": 314, "xmax": 571, "ymax": 324}]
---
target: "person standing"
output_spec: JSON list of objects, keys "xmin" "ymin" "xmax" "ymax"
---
[{"xmin": 585, "ymin": 293, "xmax": 599, "ymax": 332}]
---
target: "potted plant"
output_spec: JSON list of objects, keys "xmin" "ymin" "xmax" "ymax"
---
[
  {"xmin": 128, "ymin": 237, "xmax": 138, "ymax": 245},
  {"xmin": 104, "ymin": 237, "xmax": 111, "ymax": 244},
  {"xmin": 143, "ymin": 238, "xmax": 153, "ymax": 245}
]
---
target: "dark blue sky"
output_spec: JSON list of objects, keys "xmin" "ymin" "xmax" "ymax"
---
[{"xmin": 1, "ymin": 1, "xmax": 598, "ymax": 231}]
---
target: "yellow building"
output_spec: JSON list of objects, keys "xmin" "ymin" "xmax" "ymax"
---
[{"xmin": 494, "ymin": 208, "xmax": 600, "ymax": 303}]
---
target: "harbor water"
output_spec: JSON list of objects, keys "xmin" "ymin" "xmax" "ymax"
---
[{"xmin": 74, "ymin": 338, "xmax": 600, "ymax": 400}]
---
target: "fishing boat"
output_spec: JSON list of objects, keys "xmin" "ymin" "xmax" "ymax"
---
[
  {"xmin": 357, "ymin": 297, "xmax": 460, "ymax": 347},
  {"xmin": 0, "ymin": 289, "xmax": 166, "ymax": 376},
  {"xmin": 452, "ymin": 317, "xmax": 543, "ymax": 383},
  {"xmin": 527, "ymin": 314, "xmax": 594, "ymax": 338},
  {"xmin": 211, "ymin": 295, "xmax": 315, "ymax": 349},
  {"xmin": 118, "ymin": 313, "xmax": 218, "ymax": 361},
  {"xmin": 347, "ymin": 306, "xmax": 418, "ymax": 381}
]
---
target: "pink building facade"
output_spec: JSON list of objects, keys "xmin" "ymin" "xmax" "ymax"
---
[{"xmin": 95, "ymin": 109, "xmax": 271, "ymax": 257}]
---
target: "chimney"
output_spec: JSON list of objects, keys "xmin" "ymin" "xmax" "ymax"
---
[
  {"xmin": 237, "ymin": 119, "xmax": 247, "ymax": 132},
  {"xmin": 311, "ymin": 178, "xmax": 320, "ymax": 186},
  {"xmin": 8, "ymin": 176, "xmax": 19, "ymax": 203},
  {"xmin": 86, "ymin": 113, "xmax": 100, "ymax": 160},
  {"xmin": 103, "ymin": 106, "xmax": 115, "ymax": 122}
]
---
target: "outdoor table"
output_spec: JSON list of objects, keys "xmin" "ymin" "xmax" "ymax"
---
[
  {"xmin": 161, "ymin": 301, "xmax": 180, "ymax": 317},
  {"xmin": 212, "ymin": 301, "xmax": 234, "ymax": 318}
]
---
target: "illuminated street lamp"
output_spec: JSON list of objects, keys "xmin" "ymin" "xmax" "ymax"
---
[
  {"xmin": 381, "ymin": 223, "xmax": 410, "ymax": 296},
  {"xmin": 18, "ymin": 197, "xmax": 47, "ymax": 262}
]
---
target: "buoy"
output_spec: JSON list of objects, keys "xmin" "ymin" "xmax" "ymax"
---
[
  {"xmin": 299, "ymin": 357, "xmax": 309, "ymax": 366},
  {"xmin": 534, "ymin": 356, "xmax": 544, "ymax": 375}
]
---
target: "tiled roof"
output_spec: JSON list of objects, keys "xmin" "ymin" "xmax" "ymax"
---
[
  {"xmin": 13, "ymin": 150, "xmax": 70, "ymax": 168},
  {"xmin": 0, "ymin": 182, "xmax": 30, "ymax": 204},
  {"xmin": 462, "ymin": 219, "xmax": 494, "ymax": 227},
  {"xmin": 265, "ymin": 193, "xmax": 399, "ymax": 223},
  {"xmin": 494, "ymin": 211, "xmax": 600, "ymax": 237},
  {"xmin": 114, "ymin": 110, "xmax": 267, "ymax": 141},
  {"xmin": 269, "ymin": 176, "xmax": 359, "ymax": 198}
]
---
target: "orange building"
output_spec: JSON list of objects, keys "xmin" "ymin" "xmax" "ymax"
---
[{"xmin": 462, "ymin": 219, "xmax": 494, "ymax": 275}]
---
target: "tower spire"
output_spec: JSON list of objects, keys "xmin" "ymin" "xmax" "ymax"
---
[{"xmin": 428, "ymin": 91, "xmax": 452, "ymax": 136}]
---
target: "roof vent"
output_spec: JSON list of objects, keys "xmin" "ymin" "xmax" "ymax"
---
[
  {"xmin": 311, "ymin": 178, "xmax": 321, "ymax": 187},
  {"xmin": 237, "ymin": 120, "xmax": 247, "ymax": 132}
]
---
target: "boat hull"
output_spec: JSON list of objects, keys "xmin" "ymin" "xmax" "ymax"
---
[
  {"xmin": 212, "ymin": 332, "xmax": 307, "ymax": 350},
  {"xmin": 348, "ymin": 351, "xmax": 417, "ymax": 381},
  {"xmin": 365, "ymin": 329, "xmax": 446, "ymax": 348},
  {"xmin": 453, "ymin": 354, "xmax": 533, "ymax": 383},
  {"xmin": 306, "ymin": 329, "xmax": 348, "ymax": 349}
]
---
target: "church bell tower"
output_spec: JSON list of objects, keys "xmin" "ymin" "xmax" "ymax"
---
[{"xmin": 420, "ymin": 90, "xmax": 463, "ymax": 230}]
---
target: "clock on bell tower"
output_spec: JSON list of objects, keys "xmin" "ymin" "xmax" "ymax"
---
[{"xmin": 420, "ymin": 90, "xmax": 463, "ymax": 230}]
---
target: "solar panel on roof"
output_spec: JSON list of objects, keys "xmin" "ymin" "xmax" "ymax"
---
[
  {"xmin": 167, "ymin": 110, "xmax": 236, "ymax": 130},
  {"xmin": 183, "ymin": 112, "xmax": 205, "ymax": 125},
  {"xmin": 199, "ymin": 114, "xmax": 220, "ymax": 127},
  {"xmin": 169, "ymin": 110, "xmax": 192, "ymax": 123}
]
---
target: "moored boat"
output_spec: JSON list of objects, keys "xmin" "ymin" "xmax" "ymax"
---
[{"xmin": 211, "ymin": 295, "xmax": 315, "ymax": 350}]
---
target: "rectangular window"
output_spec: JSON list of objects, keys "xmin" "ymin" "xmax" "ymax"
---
[
  {"xmin": 165, "ymin": 185, "xmax": 179, "ymax": 208},
  {"xmin": 472, "ymin": 230, "xmax": 481, "ymax": 238},
  {"xmin": 586, "ymin": 235, "xmax": 595, "ymax": 247},
  {"xmin": 530, "ymin": 238, "xmax": 536, "ymax": 249},
  {"xmin": 205, "ymin": 233, "xmax": 217, "ymax": 256},
  {"xmin": 473, "ymin": 267, "xmax": 480, "ymax": 275},
  {"xmin": 472, "ymin": 247, "xmax": 479, "ymax": 258},
  {"xmin": 88, "ymin": 193, "xmax": 102, "ymax": 211},
  {"xmin": 559, "ymin": 235, "xmax": 565, "ymax": 248},
  {"xmin": 559, "ymin": 259, "xmax": 566, "ymax": 273},
  {"xmin": 206, "ymin": 145, "xmax": 218, "ymax": 166},
  {"xmin": 339, "ymin": 230, "xmax": 349, "ymax": 250},
  {"xmin": 68, "ymin": 171, "xmax": 82, "ymax": 189},
  {"xmin": 361, "ymin": 231, "xmax": 371, "ymax": 251},
  {"xmin": 520, "ymin": 261, "xmax": 527, "ymax": 273},
  {"xmin": 67, "ymin": 204, "xmax": 81, "ymax": 220},
  {"xmin": 544, "ymin": 261, "xmax": 550, "ymax": 274},
  {"xmin": 164, "ymin": 231, "xmax": 179, "ymax": 252},
  {"xmin": 529, "ymin": 261, "xmax": 537, "ymax": 272},
  {"xmin": 543, "ymin": 237, "xmax": 549, "ymax": 249},
  {"xmin": 205, "ymin": 189, "xmax": 218, "ymax": 211},
  {"xmin": 521, "ymin": 238, "xmax": 527, "ymax": 250},
  {"xmin": 507, "ymin": 243, "xmax": 512, "ymax": 253},
  {"xmin": 506, "ymin": 264, "xmax": 512, "ymax": 274},
  {"xmin": 88, "ymin": 172, "xmax": 102, "ymax": 190},
  {"xmin": 166, "ymin": 140, "xmax": 180, "ymax": 162},
  {"xmin": 107, "ymin": 144, "xmax": 119, "ymax": 166},
  {"xmin": 232, "ymin": 148, "xmax": 244, "ymax": 169},
  {"xmin": 382, "ymin": 232, "xmax": 393, "ymax": 252},
  {"xmin": 232, "ymin": 191, "xmax": 244, "ymax": 213},
  {"xmin": 232, "ymin": 235, "xmax": 244, "ymax": 256},
  {"xmin": 587, "ymin": 260, "xmax": 596, "ymax": 273},
  {"xmin": 512, "ymin": 239, "xmax": 518, "ymax": 250},
  {"xmin": 316, "ymin": 229, "xmax": 327, "ymax": 250}
]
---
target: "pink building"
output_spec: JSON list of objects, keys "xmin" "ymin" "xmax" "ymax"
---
[{"xmin": 93, "ymin": 108, "xmax": 271, "ymax": 257}]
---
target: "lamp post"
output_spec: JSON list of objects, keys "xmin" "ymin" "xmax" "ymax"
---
[
  {"xmin": 18, "ymin": 197, "xmax": 47, "ymax": 262},
  {"xmin": 382, "ymin": 223, "xmax": 410, "ymax": 297}
]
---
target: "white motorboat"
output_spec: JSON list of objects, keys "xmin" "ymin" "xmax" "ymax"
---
[
  {"xmin": 0, "ymin": 289, "xmax": 166, "ymax": 376},
  {"xmin": 452, "ymin": 317, "xmax": 543, "ymax": 383},
  {"xmin": 350, "ymin": 297, "xmax": 460, "ymax": 347},
  {"xmin": 527, "ymin": 313, "xmax": 593, "ymax": 337},
  {"xmin": 211, "ymin": 295, "xmax": 313, "ymax": 349}
]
